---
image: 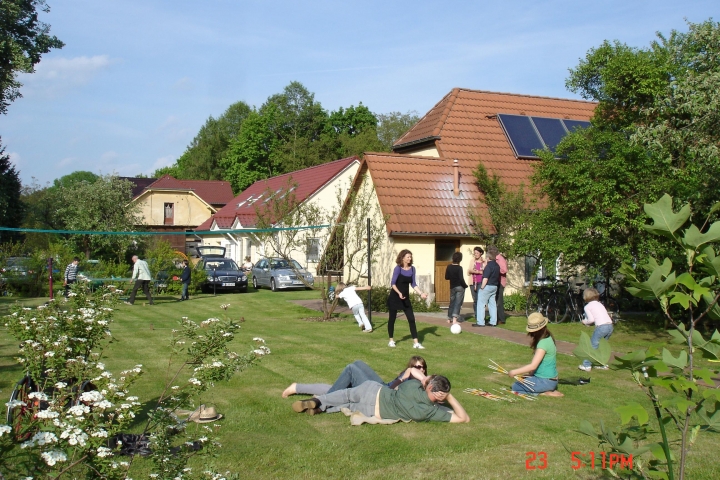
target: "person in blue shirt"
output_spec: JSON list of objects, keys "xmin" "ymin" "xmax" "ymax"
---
[{"xmin": 179, "ymin": 260, "xmax": 191, "ymax": 301}]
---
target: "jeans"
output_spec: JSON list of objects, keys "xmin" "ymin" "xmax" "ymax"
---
[
  {"xmin": 351, "ymin": 304, "xmax": 372, "ymax": 330},
  {"xmin": 181, "ymin": 282, "xmax": 189, "ymax": 300},
  {"xmin": 128, "ymin": 280, "xmax": 153, "ymax": 305},
  {"xmin": 317, "ymin": 380, "xmax": 383, "ymax": 415},
  {"xmin": 470, "ymin": 283, "xmax": 480, "ymax": 317},
  {"xmin": 475, "ymin": 285, "xmax": 498, "ymax": 326},
  {"xmin": 582, "ymin": 323, "xmax": 614, "ymax": 368},
  {"xmin": 512, "ymin": 376, "xmax": 558, "ymax": 394},
  {"xmin": 448, "ymin": 286, "xmax": 465, "ymax": 320},
  {"xmin": 327, "ymin": 361, "xmax": 384, "ymax": 394}
]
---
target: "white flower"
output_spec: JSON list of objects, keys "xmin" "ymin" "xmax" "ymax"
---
[
  {"xmin": 60, "ymin": 427, "xmax": 88, "ymax": 446},
  {"xmin": 253, "ymin": 337, "xmax": 265, "ymax": 343},
  {"xmin": 96, "ymin": 446, "xmax": 113, "ymax": 458},
  {"xmin": 91, "ymin": 428, "xmax": 108, "ymax": 438},
  {"xmin": 67, "ymin": 404, "xmax": 90, "ymax": 417},
  {"xmin": 79, "ymin": 390, "xmax": 105, "ymax": 404},
  {"xmin": 55, "ymin": 382, "xmax": 67, "ymax": 389},
  {"xmin": 96, "ymin": 362, "xmax": 105, "ymax": 370},
  {"xmin": 41, "ymin": 450, "xmax": 67, "ymax": 466},
  {"xmin": 36, "ymin": 409, "xmax": 60, "ymax": 419},
  {"xmin": 6, "ymin": 399, "xmax": 26, "ymax": 408},
  {"xmin": 198, "ymin": 436, "xmax": 208, "ymax": 442},
  {"xmin": 0, "ymin": 425, "xmax": 12, "ymax": 437},
  {"xmin": 68, "ymin": 292, "xmax": 77, "ymax": 297},
  {"xmin": 44, "ymin": 351, "xmax": 55, "ymax": 357},
  {"xmin": 28, "ymin": 392, "xmax": 49, "ymax": 401},
  {"xmin": 188, "ymin": 378, "xmax": 202, "ymax": 386},
  {"xmin": 32, "ymin": 431, "xmax": 58, "ymax": 445}
]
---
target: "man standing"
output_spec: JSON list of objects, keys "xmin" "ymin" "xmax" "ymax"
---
[
  {"xmin": 472, "ymin": 249, "xmax": 500, "ymax": 327},
  {"xmin": 63, "ymin": 257, "xmax": 80, "ymax": 297},
  {"xmin": 489, "ymin": 245, "xmax": 508, "ymax": 324},
  {"xmin": 292, "ymin": 370, "xmax": 470, "ymax": 424},
  {"xmin": 179, "ymin": 260, "xmax": 191, "ymax": 301},
  {"xmin": 467, "ymin": 247, "xmax": 484, "ymax": 320},
  {"xmin": 126, "ymin": 255, "xmax": 154, "ymax": 305}
]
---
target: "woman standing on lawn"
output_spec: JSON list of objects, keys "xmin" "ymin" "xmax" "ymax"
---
[
  {"xmin": 508, "ymin": 312, "xmax": 564, "ymax": 397},
  {"xmin": 445, "ymin": 251, "xmax": 467, "ymax": 326},
  {"xmin": 387, "ymin": 249, "xmax": 428, "ymax": 349}
]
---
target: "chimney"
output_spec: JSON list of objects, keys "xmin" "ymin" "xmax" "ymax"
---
[{"xmin": 453, "ymin": 159, "xmax": 459, "ymax": 197}]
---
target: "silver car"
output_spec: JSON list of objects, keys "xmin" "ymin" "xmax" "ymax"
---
[{"xmin": 251, "ymin": 258, "xmax": 314, "ymax": 291}]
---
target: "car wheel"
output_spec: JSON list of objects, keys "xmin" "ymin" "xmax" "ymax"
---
[
  {"xmin": 270, "ymin": 278, "xmax": 277, "ymax": 292},
  {"xmin": 252, "ymin": 277, "xmax": 258, "ymax": 290}
]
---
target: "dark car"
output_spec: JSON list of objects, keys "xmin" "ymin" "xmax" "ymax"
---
[
  {"xmin": 195, "ymin": 246, "xmax": 248, "ymax": 293},
  {"xmin": 251, "ymin": 257, "xmax": 314, "ymax": 291}
]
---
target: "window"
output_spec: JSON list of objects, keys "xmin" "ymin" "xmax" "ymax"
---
[
  {"xmin": 164, "ymin": 203, "xmax": 174, "ymax": 225},
  {"xmin": 306, "ymin": 238, "xmax": 320, "ymax": 262},
  {"xmin": 245, "ymin": 239, "xmax": 252, "ymax": 259}
]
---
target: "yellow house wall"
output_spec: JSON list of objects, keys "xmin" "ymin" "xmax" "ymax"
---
[
  {"xmin": 400, "ymin": 146, "xmax": 439, "ymax": 157},
  {"xmin": 136, "ymin": 192, "xmax": 214, "ymax": 227}
]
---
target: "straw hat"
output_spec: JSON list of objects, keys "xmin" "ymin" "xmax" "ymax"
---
[
  {"xmin": 188, "ymin": 405, "xmax": 223, "ymax": 423},
  {"xmin": 526, "ymin": 312, "xmax": 548, "ymax": 332}
]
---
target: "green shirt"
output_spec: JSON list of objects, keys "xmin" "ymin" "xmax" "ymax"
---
[
  {"xmin": 379, "ymin": 379, "xmax": 452, "ymax": 422},
  {"xmin": 534, "ymin": 337, "xmax": 558, "ymax": 379}
]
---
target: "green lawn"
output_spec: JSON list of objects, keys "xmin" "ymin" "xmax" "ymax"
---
[{"xmin": 1, "ymin": 291, "xmax": 719, "ymax": 479}]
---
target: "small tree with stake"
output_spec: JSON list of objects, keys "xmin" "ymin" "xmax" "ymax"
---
[{"xmin": 571, "ymin": 194, "xmax": 720, "ymax": 480}]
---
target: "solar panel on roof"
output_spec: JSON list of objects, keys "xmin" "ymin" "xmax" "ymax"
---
[
  {"xmin": 530, "ymin": 117, "xmax": 567, "ymax": 152},
  {"xmin": 562, "ymin": 119, "xmax": 591, "ymax": 132},
  {"xmin": 497, "ymin": 114, "xmax": 544, "ymax": 158}
]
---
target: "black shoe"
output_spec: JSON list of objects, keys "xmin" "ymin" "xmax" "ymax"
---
[
  {"xmin": 471, "ymin": 324, "xmax": 485, "ymax": 327},
  {"xmin": 292, "ymin": 398, "xmax": 319, "ymax": 413}
]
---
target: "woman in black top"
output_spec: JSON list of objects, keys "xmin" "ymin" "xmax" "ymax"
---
[{"xmin": 445, "ymin": 251, "xmax": 467, "ymax": 326}]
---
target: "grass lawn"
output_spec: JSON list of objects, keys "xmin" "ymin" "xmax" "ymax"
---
[{"xmin": 1, "ymin": 291, "xmax": 719, "ymax": 479}]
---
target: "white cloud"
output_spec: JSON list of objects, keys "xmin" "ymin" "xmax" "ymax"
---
[
  {"xmin": 7, "ymin": 152, "xmax": 21, "ymax": 167},
  {"xmin": 20, "ymin": 55, "xmax": 114, "ymax": 98},
  {"xmin": 100, "ymin": 151, "xmax": 119, "ymax": 162},
  {"xmin": 151, "ymin": 155, "xmax": 175, "ymax": 171},
  {"xmin": 58, "ymin": 157, "xmax": 76, "ymax": 167}
]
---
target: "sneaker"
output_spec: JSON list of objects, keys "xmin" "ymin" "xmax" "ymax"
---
[
  {"xmin": 594, "ymin": 365, "xmax": 609, "ymax": 370},
  {"xmin": 388, "ymin": 341, "xmax": 396, "ymax": 348},
  {"xmin": 471, "ymin": 324, "xmax": 485, "ymax": 327},
  {"xmin": 363, "ymin": 329, "xmax": 373, "ymax": 333},
  {"xmin": 123, "ymin": 301, "xmax": 133, "ymax": 306},
  {"xmin": 413, "ymin": 343, "xmax": 425, "ymax": 349},
  {"xmin": 578, "ymin": 365, "xmax": 592, "ymax": 372}
]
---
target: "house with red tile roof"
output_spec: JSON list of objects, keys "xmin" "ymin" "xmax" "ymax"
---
[
  {"xmin": 127, "ymin": 175, "xmax": 234, "ymax": 252},
  {"xmin": 197, "ymin": 157, "xmax": 360, "ymax": 271},
  {"xmin": 340, "ymin": 88, "xmax": 595, "ymax": 304}
]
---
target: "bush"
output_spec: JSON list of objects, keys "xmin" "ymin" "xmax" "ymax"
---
[
  {"xmin": 357, "ymin": 286, "xmax": 441, "ymax": 313},
  {"xmin": 503, "ymin": 292, "xmax": 527, "ymax": 313}
]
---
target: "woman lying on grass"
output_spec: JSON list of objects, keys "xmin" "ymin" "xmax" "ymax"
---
[
  {"xmin": 282, "ymin": 356, "xmax": 428, "ymax": 397},
  {"xmin": 507, "ymin": 312, "xmax": 564, "ymax": 397}
]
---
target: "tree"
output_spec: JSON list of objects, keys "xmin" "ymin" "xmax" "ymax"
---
[
  {"xmin": 376, "ymin": 111, "xmax": 420, "ymax": 151},
  {"xmin": 0, "ymin": 0, "xmax": 64, "ymax": 114},
  {"xmin": 52, "ymin": 170, "xmax": 99, "ymax": 188},
  {"xmin": 0, "ymin": 138, "xmax": 24, "ymax": 241},
  {"xmin": 52, "ymin": 174, "xmax": 143, "ymax": 259}
]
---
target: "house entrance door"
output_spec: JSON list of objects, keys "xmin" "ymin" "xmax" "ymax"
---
[{"xmin": 434, "ymin": 240, "xmax": 460, "ymax": 304}]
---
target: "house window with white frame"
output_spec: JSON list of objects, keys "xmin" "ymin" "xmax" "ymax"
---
[{"xmin": 306, "ymin": 238, "xmax": 320, "ymax": 263}]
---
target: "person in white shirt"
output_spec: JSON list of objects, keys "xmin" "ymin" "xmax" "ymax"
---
[
  {"xmin": 126, "ymin": 255, "xmax": 154, "ymax": 305},
  {"xmin": 578, "ymin": 287, "xmax": 613, "ymax": 372},
  {"xmin": 335, "ymin": 282, "xmax": 372, "ymax": 333}
]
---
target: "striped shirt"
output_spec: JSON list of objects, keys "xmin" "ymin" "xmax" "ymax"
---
[{"xmin": 65, "ymin": 262, "xmax": 78, "ymax": 281}]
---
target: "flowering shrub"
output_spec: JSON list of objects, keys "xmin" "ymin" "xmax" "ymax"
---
[{"xmin": 0, "ymin": 286, "xmax": 268, "ymax": 479}]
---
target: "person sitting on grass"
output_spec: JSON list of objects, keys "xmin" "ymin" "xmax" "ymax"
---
[
  {"xmin": 578, "ymin": 287, "xmax": 613, "ymax": 372},
  {"xmin": 335, "ymin": 282, "xmax": 373, "ymax": 333},
  {"xmin": 507, "ymin": 312, "xmax": 564, "ymax": 397},
  {"xmin": 282, "ymin": 356, "xmax": 428, "ymax": 397},
  {"xmin": 292, "ymin": 371, "xmax": 470, "ymax": 424}
]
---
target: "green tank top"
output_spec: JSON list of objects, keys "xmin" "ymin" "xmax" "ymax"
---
[{"xmin": 534, "ymin": 337, "xmax": 557, "ymax": 379}]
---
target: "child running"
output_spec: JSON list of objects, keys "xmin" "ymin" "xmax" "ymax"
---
[
  {"xmin": 335, "ymin": 282, "xmax": 373, "ymax": 333},
  {"xmin": 578, "ymin": 287, "xmax": 614, "ymax": 372},
  {"xmin": 508, "ymin": 312, "xmax": 563, "ymax": 397}
]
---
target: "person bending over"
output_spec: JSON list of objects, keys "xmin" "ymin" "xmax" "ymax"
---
[
  {"xmin": 282, "ymin": 356, "xmax": 428, "ymax": 397},
  {"xmin": 292, "ymin": 371, "xmax": 470, "ymax": 424}
]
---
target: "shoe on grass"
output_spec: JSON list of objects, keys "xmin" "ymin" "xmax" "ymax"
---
[
  {"xmin": 388, "ymin": 340, "xmax": 396, "ymax": 348},
  {"xmin": 363, "ymin": 329, "xmax": 373, "ymax": 333},
  {"xmin": 594, "ymin": 365, "xmax": 609, "ymax": 370},
  {"xmin": 413, "ymin": 343, "xmax": 425, "ymax": 349},
  {"xmin": 292, "ymin": 398, "xmax": 319, "ymax": 413},
  {"xmin": 578, "ymin": 365, "xmax": 592, "ymax": 372}
]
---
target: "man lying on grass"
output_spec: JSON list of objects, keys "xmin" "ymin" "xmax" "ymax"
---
[{"xmin": 291, "ymin": 368, "xmax": 470, "ymax": 424}]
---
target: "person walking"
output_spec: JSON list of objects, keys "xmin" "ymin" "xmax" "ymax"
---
[
  {"xmin": 490, "ymin": 245, "xmax": 508, "ymax": 324},
  {"xmin": 126, "ymin": 255, "xmax": 154, "ymax": 305},
  {"xmin": 387, "ymin": 249, "xmax": 428, "ymax": 349},
  {"xmin": 445, "ymin": 251, "xmax": 467, "ymax": 326},
  {"xmin": 179, "ymin": 260, "xmax": 191, "ymax": 301},
  {"xmin": 472, "ymin": 249, "xmax": 500, "ymax": 327},
  {"xmin": 63, "ymin": 257, "xmax": 80, "ymax": 297},
  {"xmin": 467, "ymin": 247, "xmax": 484, "ymax": 321}
]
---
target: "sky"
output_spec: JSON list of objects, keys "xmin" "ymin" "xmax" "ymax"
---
[{"xmin": 2, "ymin": 0, "xmax": 718, "ymax": 186}]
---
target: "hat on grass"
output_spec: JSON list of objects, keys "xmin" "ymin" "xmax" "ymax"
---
[
  {"xmin": 526, "ymin": 312, "xmax": 548, "ymax": 332},
  {"xmin": 188, "ymin": 405, "xmax": 223, "ymax": 423}
]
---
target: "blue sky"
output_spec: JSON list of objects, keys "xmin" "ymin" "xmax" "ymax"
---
[{"xmin": 2, "ymin": 1, "xmax": 718, "ymax": 186}]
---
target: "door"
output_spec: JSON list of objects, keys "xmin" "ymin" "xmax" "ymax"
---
[{"xmin": 434, "ymin": 239, "xmax": 460, "ymax": 304}]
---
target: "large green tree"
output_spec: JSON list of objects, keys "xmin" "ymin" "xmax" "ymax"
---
[
  {"xmin": 0, "ymin": 0, "xmax": 64, "ymax": 114},
  {"xmin": 376, "ymin": 111, "xmax": 420, "ymax": 151},
  {"xmin": 0, "ymin": 138, "xmax": 24, "ymax": 241}
]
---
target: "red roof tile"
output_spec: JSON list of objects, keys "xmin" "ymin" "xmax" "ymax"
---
[
  {"xmin": 143, "ymin": 175, "xmax": 234, "ymax": 206},
  {"xmin": 203, "ymin": 157, "xmax": 359, "ymax": 229}
]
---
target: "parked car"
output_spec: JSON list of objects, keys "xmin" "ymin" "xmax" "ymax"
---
[
  {"xmin": 195, "ymin": 246, "xmax": 248, "ymax": 293},
  {"xmin": 251, "ymin": 257, "xmax": 314, "ymax": 291}
]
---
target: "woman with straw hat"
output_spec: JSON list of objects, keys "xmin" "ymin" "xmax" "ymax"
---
[{"xmin": 507, "ymin": 312, "xmax": 564, "ymax": 397}]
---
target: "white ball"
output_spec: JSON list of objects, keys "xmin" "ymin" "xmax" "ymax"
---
[{"xmin": 450, "ymin": 324, "xmax": 462, "ymax": 334}]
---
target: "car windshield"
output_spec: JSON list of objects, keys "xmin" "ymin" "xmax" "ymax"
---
[
  {"xmin": 270, "ymin": 259, "xmax": 302, "ymax": 270},
  {"xmin": 204, "ymin": 259, "xmax": 239, "ymax": 271}
]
